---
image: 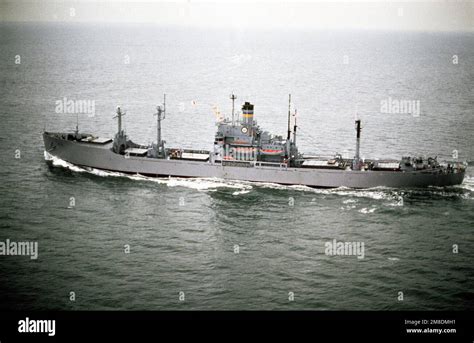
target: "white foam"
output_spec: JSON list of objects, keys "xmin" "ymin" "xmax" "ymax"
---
[
  {"xmin": 128, "ymin": 173, "xmax": 254, "ymax": 192},
  {"xmin": 457, "ymin": 175, "xmax": 474, "ymax": 192},
  {"xmin": 232, "ymin": 190, "xmax": 251, "ymax": 196},
  {"xmin": 359, "ymin": 207, "xmax": 376, "ymax": 214},
  {"xmin": 248, "ymin": 182, "xmax": 395, "ymax": 201},
  {"xmin": 45, "ymin": 151, "xmax": 87, "ymax": 173},
  {"xmin": 386, "ymin": 196, "xmax": 404, "ymax": 207}
]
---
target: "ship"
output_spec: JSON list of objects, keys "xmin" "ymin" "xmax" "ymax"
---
[{"xmin": 43, "ymin": 94, "xmax": 466, "ymax": 188}]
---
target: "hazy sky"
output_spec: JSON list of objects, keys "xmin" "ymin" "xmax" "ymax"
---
[{"xmin": 1, "ymin": 1, "xmax": 473, "ymax": 31}]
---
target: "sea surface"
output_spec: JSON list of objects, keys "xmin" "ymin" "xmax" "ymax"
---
[{"xmin": 0, "ymin": 22, "xmax": 473, "ymax": 310}]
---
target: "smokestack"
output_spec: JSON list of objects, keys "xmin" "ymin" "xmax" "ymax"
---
[{"xmin": 242, "ymin": 102, "xmax": 254, "ymax": 126}]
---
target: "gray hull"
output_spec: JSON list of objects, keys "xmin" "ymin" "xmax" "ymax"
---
[{"xmin": 43, "ymin": 133, "xmax": 465, "ymax": 188}]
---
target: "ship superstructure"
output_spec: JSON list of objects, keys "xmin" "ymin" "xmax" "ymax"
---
[{"xmin": 213, "ymin": 95, "xmax": 300, "ymax": 167}]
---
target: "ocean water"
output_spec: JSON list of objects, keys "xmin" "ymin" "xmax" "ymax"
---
[{"xmin": 0, "ymin": 22, "xmax": 473, "ymax": 310}]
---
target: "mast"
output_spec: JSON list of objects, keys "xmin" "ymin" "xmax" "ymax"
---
[
  {"xmin": 353, "ymin": 119, "xmax": 361, "ymax": 170},
  {"xmin": 287, "ymin": 94, "xmax": 291, "ymax": 140},
  {"xmin": 75, "ymin": 113, "xmax": 79, "ymax": 136},
  {"xmin": 293, "ymin": 108, "xmax": 297, "ymax": 145},
  {"xmin": 156, "ymin": 105, "xmax": 162, "ymax": 152},
  {"xmin": 154, "ymin": 94, "xmax": 166, "ymax": 157},
  {"xmin": 230, "ymin": 93, "xmax": 236, "ymax": 126},
  {"xmin": 114, "ymin": 106, "xmax": 126, "ymax": 135}
]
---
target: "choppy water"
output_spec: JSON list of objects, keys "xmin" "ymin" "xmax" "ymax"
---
[{"xmin": 0, "ymin": 23, "xmax": 473, "ymax": 310}]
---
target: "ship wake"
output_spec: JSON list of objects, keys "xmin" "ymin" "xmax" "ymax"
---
[{"xmin": 44, "ymin": 151, "xmax": 252, "ymax": 192}]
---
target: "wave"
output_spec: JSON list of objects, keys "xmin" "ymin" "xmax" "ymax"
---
[
  {"xmin": 232, "ymin": 190, "xmax": 251, "ymax": 196},
  {"xmin": 455, "ymin": 175, "xmax": 474, "ymax": 193},
  {"xmin": 359, "ymin": 207, "xmax": 377, "ymax": 214}
]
